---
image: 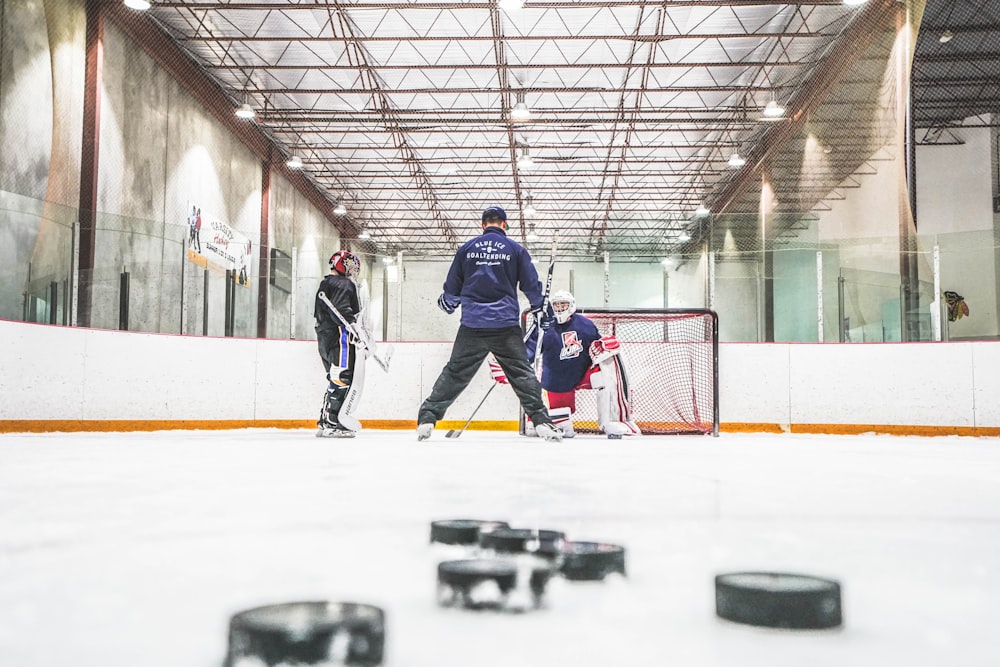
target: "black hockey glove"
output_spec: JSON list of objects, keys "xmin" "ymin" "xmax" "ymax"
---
[
  {"xmin": 532, "ymin": 306, "xmax": 554, "ymax": 330},
  {"xmin": 438, "ymin": 292, "xmax": 460, "ymax": 314}
]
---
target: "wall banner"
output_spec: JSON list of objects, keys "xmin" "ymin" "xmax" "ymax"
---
[{"xmin": 186, "ymin": 204, "xmax": 253, "ymax": 287}]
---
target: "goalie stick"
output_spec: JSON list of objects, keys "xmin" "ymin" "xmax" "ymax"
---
[
  {"xmin": 533, "ymin": 240, "xmax": 557, "ymax": 376},
  {"xmin": 317, "ymin": 292, "xmax": 392, "ymax": 372}
]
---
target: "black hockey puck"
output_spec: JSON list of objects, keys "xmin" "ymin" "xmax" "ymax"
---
[
  {"xmin": 607, "ymin": 433, "xmax": 623, "ymax": 440},
  {"xmin": 479, "ymin": 528, "xmax": 566, "ymax": 558},
  {"xmin": 437, "ymin": 559, "xmax": 554, "ymax": 610},
  {"xmin": 715, "ymin": 572, "xmax": 843, "ymax": 630},
  {"xmin": 224, "ymin": 601, "xmax": 385, "ymax": 667},
  {"xmin": 430, "ymin": 519, "xmax": 510, "ymax": 545},
  {"xmin": 559, "ymin": 541, "xmax": 627, "ymax": 581}
]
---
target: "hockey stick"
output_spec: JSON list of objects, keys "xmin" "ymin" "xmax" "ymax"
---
[
  {"xmin": 445, "ymin": 382, "xmax": 498, "ymax": 439},
  {"xmin": 533, "ymin": 241, "xmax": 557, "ymax": 376},
  {"xmin": 317, "ymin": 292, "xmax": 392, "ymax": 372}
]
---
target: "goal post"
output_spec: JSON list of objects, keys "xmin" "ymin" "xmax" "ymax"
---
[{"xmin": 522, "ymin": 308, "xmax": 719, "ymax": 436}]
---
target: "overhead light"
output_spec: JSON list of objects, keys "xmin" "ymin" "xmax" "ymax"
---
[
  {"xmin": 511, "ymin": 90, "xmax": 531, "ymax": 122},
  {"xmin": 939, "ymin": 30, "xmax": 955, "ymax": 44},
  {"xmin": 678, "ymin": 233, "xmax": 691, "ymax": 242},
  {"xmin": 498, "ymin": 0, "xmax": 524, "ymax": 11},
  {"xmin": 123, "ymin": 0, "xmax": 151, "ymax": 9},
  {"xmin": 286, "ymin": 154, "xmax": 303, "ymax": 169},
  {"xmin": 523, "ymin": 195, "xmax": 536, "ymax": 216},
  {"xmin": 762, "ymin": 99, "xmax": 785, "ymax": 119},
  {"xmin": 728, "ymin": 152, "xmax": 746, "ymax": 168},
  {"xmin": 526, "ymin": 224, "xmax": 539, "ymax": 242},
  {"xmin": 517, "ymin": 148, "xmax": 535, "ymax": 170},
  {"xmin": 333, "ymin": 202, "xmax": 347, "ymax": 216},
  {"xmin": 843, "ymin": 0, "xmax": 868, "ymax": 5},
  {"xmin": 235, "ymin": 101, "xmax": 255, "ymax": 120},
  {"xmin": 382, "ymin": 256, "xmax": 394, "ymax": 264},
  {"xmin": 823, "ymin": 145, "xmax": 833, "ymax": 155},
  {"xmin": 358, "ymin": 229, "xmax": 371, "ymax": 240},
  {"xmin": 695, "ymin": 204, "xmax": 710, "ymax": 216},
  {"xmin": 661, "ymin": 258, "xmax": 674, "ymax": 267}
]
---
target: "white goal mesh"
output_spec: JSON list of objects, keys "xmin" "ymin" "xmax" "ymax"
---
[{"xmin": 540, "ymin": 309, "xmax": 719, "ymax": 436}]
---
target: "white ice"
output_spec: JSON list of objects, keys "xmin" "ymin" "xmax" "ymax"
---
[{"xmin": 1, "ymin": 429, "xmax": 999, "ymax": 666}]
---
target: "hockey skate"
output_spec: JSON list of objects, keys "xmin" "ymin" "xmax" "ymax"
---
[
  {"xmin": 417, "ymin": 423, "xmax": 434, "ymax": 441},
  {"xmin": 603, "ymin": 421, "xmax": 641, "ymax": 437},
  {"xmin": 534, "ymin": 423, "xmax": 564, "ymax": 442},
  {"xmin": 316, "ymin": 421, "xmax": 356, "ymax": 438}
]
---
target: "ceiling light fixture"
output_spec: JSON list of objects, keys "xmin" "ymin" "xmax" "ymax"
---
[
  {"xmin": 235, "ymin": 99, "xmax": 255, "ymax": 120},
  {"xmin": 762, "ymin": 99, "xmax": 786, "ymax": 119},
  {"xmin": 498, "ymin": 0, "xmax": 524, "ymax": 12},
  {"xmin": 939, "ymin": 30, "xmax": 955, "ymax": 43},
  {"xmin": 358, "ymin": 229, "xmax": 371, "ymax": 240},
  {"xmin": 523, "ymin": 195, "xmax": 536, "ymax": 216},
  {"xmin": 678, "ymin": 233, "xmax": 691, "ymax": 242},
  {"xmin": 695, "ymin": 203, "xmax": 710, "ymax": 216},
  {"xmin": 123, "ymin": 0, "xmax": 152, "ymax": 9},
  {"xmin": 526, "ymin": 223, "xmax": 539, "ymax": 242},
  {"xmin": 517, "ymin": 148, "xmax": 535, "ymax": 170},
  {"xmin": 511, "ymin": 90, "xmax": 531, "ymax": 122},
  {"xmin": 333, "ymin": 202, "xmax": 347, "ymax": 216},
  {"xmin": 843, "ymin": 0, "xmax": 868, "ymax": 5},
  {"xmin": 728, "ymin": 152, "xmax": 746, "ymax": 168},
  {"xmin": 286, "ymin": 154, "xmax": 303, "ymax": 169}
]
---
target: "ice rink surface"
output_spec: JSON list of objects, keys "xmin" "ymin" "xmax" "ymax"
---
[{"xmin": 2, "ymin": 428, "xmax": 999, "ymax": 667}]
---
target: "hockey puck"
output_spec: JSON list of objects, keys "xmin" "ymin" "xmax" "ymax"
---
[
  {"xmin": 437, "ymin": 559, "xmax": 553, "ymax": 610},
  {"xmin": 607, "ymin": 433, "xmax": 623, "ymax": 440},
  {"xmin": 430, "ymin": 519, "xmax": 509, "ymax": 546},
  {"xmin": 224, "ymin": 601, "xmax": 385, "ymax": 667},
  {"xmin": 559, "ymin": 541, "xmax": 627, "ymax": 581},
  {"xmin": 715, "ymin": 572, "xmax": 843, "ymax": 630},
  {"xmin": 479, "ymin": 527, "xmax": 565, "ymax": 558}
]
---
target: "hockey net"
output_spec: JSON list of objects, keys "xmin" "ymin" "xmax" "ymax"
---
[{"xmin": 555, "ymin": 309, "xmax": 718, "ymax": 436}]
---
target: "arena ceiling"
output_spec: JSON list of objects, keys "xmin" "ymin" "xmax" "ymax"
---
[{"xmin": 123, "ymin": 0, "xmax": 998, "ymax": 259}]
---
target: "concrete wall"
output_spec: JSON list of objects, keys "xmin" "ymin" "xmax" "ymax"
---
[{"xmin": 2, "ymin": 319, "xmax": 999, "ymax": 435}]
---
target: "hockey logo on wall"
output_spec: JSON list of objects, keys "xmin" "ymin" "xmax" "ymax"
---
[{"xmin": 186, "ymin": 204, "xmax": 253, "ymax": 287}]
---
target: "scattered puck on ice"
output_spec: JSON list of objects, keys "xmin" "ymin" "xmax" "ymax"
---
[
  {"xmin": 607, "ymin": 433, "xmax": 623, "ymax": 440},
  {"xmin": 430, "ymin": 519, "xmax": 510, "ymax": 546},
  {"xmin": 479, "ymin": 528, "xmax": 566, "ymax": 558},
  {"xmin": 437, "ymin": 559, "xmax": 553, "ymax": 611},
  {"xmin": 559, "ymin": 541, "xmax": 627, "ymax": 581},
  {"xmin": 224, "ymin": 601, "xmax": 385, "ymax": 667},
  {"xmin": 715, "ymin": 572, "xmax": 843, "ymax": 630}
]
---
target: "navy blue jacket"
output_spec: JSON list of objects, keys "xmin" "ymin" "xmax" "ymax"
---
[
  {"xmin": 442, "ymin": 226, "xmax": 543, "ymax": 328},
  {"xmin": 527, "ymin": 312, "xmax": 602, "ymax": 392}
]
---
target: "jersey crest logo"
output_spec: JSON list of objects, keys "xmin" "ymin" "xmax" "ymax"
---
[{"xmin": 559, "ymin": 331, "xmax": 584, "ymax": 360}]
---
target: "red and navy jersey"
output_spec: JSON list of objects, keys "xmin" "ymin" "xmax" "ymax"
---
[
  {"xmin": 529, "ymin": 312, "xmax": 602, "ymax": 393},
  {"xmin": 314, "ymin": 272, "xmax": 360, "ymax": 330}
]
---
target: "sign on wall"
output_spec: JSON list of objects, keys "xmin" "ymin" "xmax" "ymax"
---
[{"xmin": 186, "ymin": 203, "xmax": 253, "ymax": 287}]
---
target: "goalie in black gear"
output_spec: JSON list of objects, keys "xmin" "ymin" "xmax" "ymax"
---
[{"xmin": 315, "ymin": 250, "xmax": 363, "ymax": 438}]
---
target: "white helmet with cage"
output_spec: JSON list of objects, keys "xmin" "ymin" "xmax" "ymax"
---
[{"xmin": 550, "ymin": 289, "xmax": 576, "ymax": 324}]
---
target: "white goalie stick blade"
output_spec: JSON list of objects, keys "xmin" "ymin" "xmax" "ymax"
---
[{"xmin": 317, "ymin": 292, "xmax": 391, "ymax": 372}]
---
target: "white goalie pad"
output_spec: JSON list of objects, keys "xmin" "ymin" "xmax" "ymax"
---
[
  {"xmin": 337, "ymin": 343, "xmax": 367, "ymax": 432},
  {"xmin": 590, "ymin": 357, "xmax": 641, "ymax": 436}
]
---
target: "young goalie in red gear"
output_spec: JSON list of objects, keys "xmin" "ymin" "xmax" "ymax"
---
[{"xmin": 494, "ymin": 290, "xmax": 640, "ymax": 438}]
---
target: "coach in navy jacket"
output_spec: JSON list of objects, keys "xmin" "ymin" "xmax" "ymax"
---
[{"xmin": 415, "ymin": 205, "xmax": 562, "ymax": 442}]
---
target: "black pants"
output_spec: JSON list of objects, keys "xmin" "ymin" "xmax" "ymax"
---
[{"xmin": 418, "ymin": 325, "xmax": 552, "ymax": 426}]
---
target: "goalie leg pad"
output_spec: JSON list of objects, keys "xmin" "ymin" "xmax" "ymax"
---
[
  {"xmin": 592, "ymin": 357, "xmax": 641, "ymax": 437},
  {"xmin": 337, "ymin": 345, "xmax": 365, "ymax": 432}
]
